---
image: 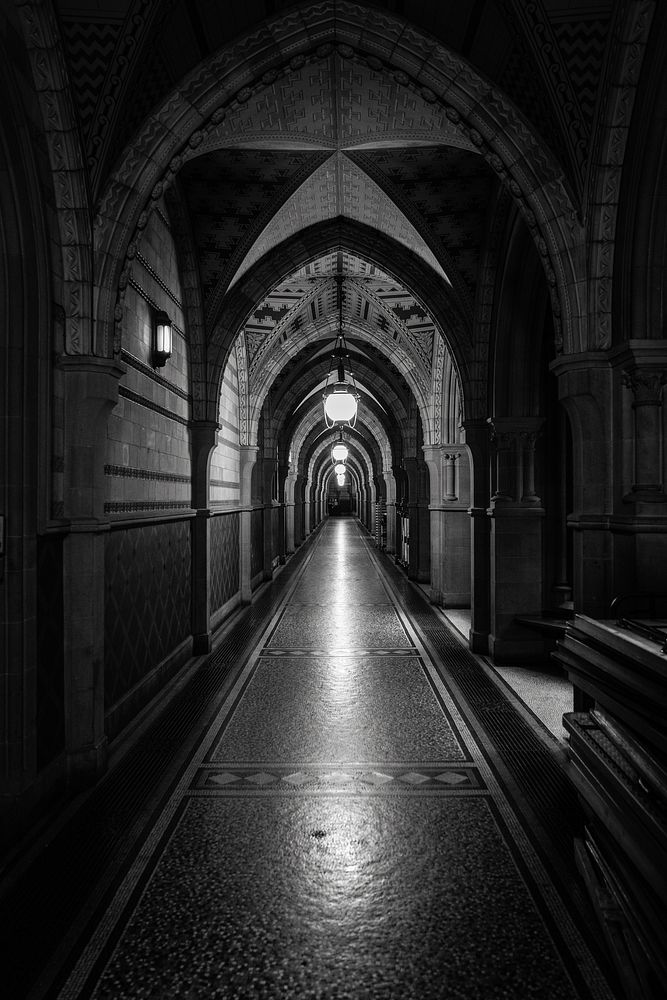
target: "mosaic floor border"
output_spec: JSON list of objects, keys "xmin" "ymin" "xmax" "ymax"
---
[{"xmin": 190, "ymin": 764, "xmax": 485, "ymax": 794}]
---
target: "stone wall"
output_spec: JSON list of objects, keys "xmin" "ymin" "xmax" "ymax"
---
[{"xmin": 210, "ymin": 350, "xmax": 241, "ymax": 505}]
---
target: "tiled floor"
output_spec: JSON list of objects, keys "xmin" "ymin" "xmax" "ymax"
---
[{"xmin": 5, "ymin": 518, "xmax": 618, "ymax": 999}]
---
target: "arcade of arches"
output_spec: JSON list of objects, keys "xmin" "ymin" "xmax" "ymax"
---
[{"xmin": 1, "ymin": 0, "xmax": 667, "ymax": 994}]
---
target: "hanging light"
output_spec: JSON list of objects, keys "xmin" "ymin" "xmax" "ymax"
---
[
  {"xmin": 336, "ymin": 472, "xmax": 346, "ymax": 486},
  {"xmin": 334, "ymin": 463, "xmax": 347, "ymax": 476},
  {"xmin": 152, "ymin": 310, "xmax": 173, "ymax": 368},
  {"xmin": 322, "ymin": 275, "xmax": 359, "ymax": 428},
  {"xmin": 331, "ymin": 429, "xmax": 349, "ymax": 464}
]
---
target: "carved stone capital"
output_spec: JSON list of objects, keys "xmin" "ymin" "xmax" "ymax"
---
[{"xmin": 622, "ymin": 367, "xmax": 667, "ymax": 405}]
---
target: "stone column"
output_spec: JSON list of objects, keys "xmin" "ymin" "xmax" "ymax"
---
[
  {"xmin": 190, "ymin": 420, "xmax": 219, "ymax": 654},
  {"xmin": 423, "ymin": 445, "xmax": 471, "ymax": 609},
  {"xmin": 487, "ymin": 417, "xmax": 545, "ymax": 662},
  {"xmin": 384, "ymin": 470, "xmax": 397, "ymax": 555},
  {"xmin": 284, "ymin": 469, "xmax": 297, "ymax": 555},
  {"xmin": 239, "ymin": 446, "xmax": 258, "ymax": 603},
  {"xmin": 294, "ymin": 474, "xmax": 304, "ymax": 544},
  {"xmin": 463, "ymin": 420, "xmax": 491, "ymax": 652},
  {"xmin": 58, "ymin": 355, "xmax": 125, "ymax": 786},
  {"xmin": 613, "ymin": 343, "xmax": 667, "ymax": 594},
  {"xmin": 622, "ymin": 365, "xmax": 667, "ymax": 500},
  {"xmin": 303, "ymin": 477, "xmax": 311, "ymax": 536},
  {"xmin": 550, "ymin": 354, "xmax": 613, "ymax": 617},
  {"xmin": 276, "ymin": 462, "xmax": 288, "ymax": 563},
  {"xmin": 261, "ymin": 456, "xmax": 275, "ymax": 581},
  {"xmin": 403, "ymin": 458, "xmax": 419, "ymax": 579}
]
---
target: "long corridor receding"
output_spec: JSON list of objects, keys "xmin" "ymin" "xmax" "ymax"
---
[{"xmin": 49, "ymin": 520, "xmax": 613, "ymax": 1000}]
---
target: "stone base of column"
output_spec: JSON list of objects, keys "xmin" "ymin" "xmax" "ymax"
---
[
  {"xmin": 193, "ymin": 631, "xmax": 212, "ymax": 655},
  {"xmin": 488, "ymin": 505, "xmax": 545, "ymax": 662},
  {"xmin": 469, "ymin": 629, "xmax": 489, "ymax": 653},
  {"xmin": 66, "ymin": 736, "xmax": 108, "ymax": 790}
]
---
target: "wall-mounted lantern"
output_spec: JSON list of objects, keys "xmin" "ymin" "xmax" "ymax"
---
[{"xmin": 152, "ymin": 310, "xmax": 173, "ymax": 368}]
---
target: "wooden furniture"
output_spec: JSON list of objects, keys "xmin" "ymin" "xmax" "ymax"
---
[{"xmin": 554, "ymin": 615, "xmax": 667, "ymax": 999}]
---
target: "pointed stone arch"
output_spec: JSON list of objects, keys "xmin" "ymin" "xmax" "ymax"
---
[{"xmin": 92, "ymin": 1, "xmax": 605, "ymax": 365}]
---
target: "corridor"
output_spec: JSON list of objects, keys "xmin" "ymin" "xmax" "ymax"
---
[{"xmin": 4, "ymin": 519, "xmax": 615, "ymax": 1000}]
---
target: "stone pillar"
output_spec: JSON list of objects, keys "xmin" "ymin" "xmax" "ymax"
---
[
  {"xmin": 613, "ymin": 343, "xmax": 667, "ymax": 594},
  {"xmin": 261, "ymin": 456, "xmax": 275, "ymax": 581},
  {"xmin": 463, "ymin": 420, "xmax": 491, "ymax": 652},
  {"xmin": 58, "ymin": 356, "xmax": 125, "ymax": 786},
  {"xmin": 553, "ymin": 408, "xmax": 573, "ymax": 609},
  {"xmin": 284, "ymin": 470, "xmax": 297, "ymax": 555},
  {"xmin": 622, "ymin": 365, "xmax": 667, "ymax": 500},
  {"xmin": 487, "ymin": 417, "xmax": 545, "ymax": 662},
  {"xmin": 294, "ymin": 474, "xmax": 304, "ymax": 544},
  {"xmin": 190, "ymin": 420, "xmax": 219, "ymax": 654},
  {"xmin": 384, "ymin": 470, "xmax": 397, "ymax": 554},
  {"xmin": 276, "ymin": 462, "xmax": 288, "ymax": 563},
  {"xmin": 239, "ymin": 446, "xmax": 258, "ymax": 603},
  {"xmin": 423, "ymin": 445, "xmax": 471, "ymax": 609},
  {"xmin": 403, "ymin": 458, "xmax": 419, "ymax": 579},
  {"xmin": 551, "ymin": 354, "xmax": 613, "ymax": 617}
]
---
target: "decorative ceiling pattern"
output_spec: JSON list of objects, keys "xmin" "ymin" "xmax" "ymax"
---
[
  {"xmin": 178, "ymin": 149, "xmax": 330, "ymax": 317},
  {"xmin": 348, "ymin": 146, "xmax": 495, "ymax": 304},
  {"xmin": 226, "ymin": 152, "xmax": 450, "ymax": 290},
  {"xmin": 54, "ymin": 0, "xmax": 615, "ymax": 203},
  {"xmin": 198, "ymin": 55, "xmax": 478, "ymax": 154},
  {"xmin": 241, "ymin": 260, "xmax": 439, "ymax": 405}
]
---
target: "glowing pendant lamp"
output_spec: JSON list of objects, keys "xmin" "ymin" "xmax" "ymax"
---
[
  {"xmin": 323, "ymin": 275, "xmax": 359, "ymax": 428},
  {"xmin": 331, "ymin": 429, "xmax": 349, "ymax": 464}
]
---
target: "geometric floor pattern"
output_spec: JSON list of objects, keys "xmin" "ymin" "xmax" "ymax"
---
[
  {"xmin": 47, "ymin": 518, "xmax": 618, "ymax": 1000},
  {"xmin": 2, "ymin": 519, "xmax": 621, "ymax": 1000}
]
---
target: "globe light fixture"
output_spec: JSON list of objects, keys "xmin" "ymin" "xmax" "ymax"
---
[
  {"xmin": 322, "ymin": 275, "xmax": 359, "ymax": 428},
  {"xmin": 331, "ymin": 429, "xmax": 349, "ymax": 464},
  {"xmin": 334, "ymin": 463, "xmax": 347, "ymax": 476}
]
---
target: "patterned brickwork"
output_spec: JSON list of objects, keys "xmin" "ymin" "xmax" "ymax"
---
[
  {"xmin": 497, "ymin": 34, "xmax": 570, "ymax": 170},
  {"xmin": 104, "ymin": 520, "xmax": 192, "ymax": 711},
  {"xmin": 209, "ymin": 512, "xmax": 240, "ymax": 615},
  {"xmin": 551, "ymin": 18, "xmax": 610, "ymax": 130},
  {"xmin": 59, "ymin": 19, "xmax": 122, "ymax": 140}
]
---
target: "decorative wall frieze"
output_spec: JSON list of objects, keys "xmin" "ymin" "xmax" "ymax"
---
[
  {"xmin": 235, "ymin": 334, "xmax": 249, "ymax": 447},
  {"xmin": 104, "ymin": 465, "xmax": 191, "ymax": 484},
  {"xmin": 104, "ymin": 500, "xmax": 191, "ymax": 514}
]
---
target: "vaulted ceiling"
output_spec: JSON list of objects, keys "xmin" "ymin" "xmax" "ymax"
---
[{"xmin": 51, "ymin": 0, "xmax": 619, "ymax": 471}]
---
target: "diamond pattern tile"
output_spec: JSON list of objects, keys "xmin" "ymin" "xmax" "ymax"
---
[
  {"xmin": 210, "ymin": 511, "xmax": 239, "ymax": 614},
  {"xmin": 104, "ymin": 521, "xmax": 192, "ymax": 709}
]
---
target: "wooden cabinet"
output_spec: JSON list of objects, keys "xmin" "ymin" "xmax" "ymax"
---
[{"xmin": 554, "ymin": 616, "xmax": 667, "ymax": 999}]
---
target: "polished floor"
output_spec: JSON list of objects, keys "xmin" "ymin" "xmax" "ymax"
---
[{"xmin": 4, "ymin": 518, "xmax": 618, "ymax": 999}]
